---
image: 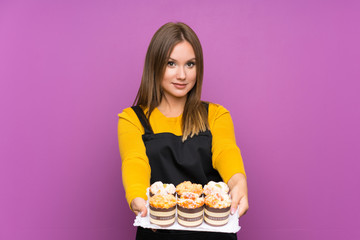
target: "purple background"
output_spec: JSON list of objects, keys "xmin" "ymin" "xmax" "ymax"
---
[{"xmin": 1, "ymin": 0, "xmax": 359, "ymax": 239}]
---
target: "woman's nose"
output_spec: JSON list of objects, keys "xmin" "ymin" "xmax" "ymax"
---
[{"xmin": 176, "ymin": 67, "xmax": 186, "ymax": 80}]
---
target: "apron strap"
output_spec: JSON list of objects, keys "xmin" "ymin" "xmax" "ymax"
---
[
  {"xmin": 132, "ymin": 102, "xmax": 208, "ymax": 134},
  {"xmin": 131, "ymin": 106, "xmax": 153, "ymax": 135},
  {"xmin": 203, "ymin": 102, "xmax": 209, "ymax": 113}
]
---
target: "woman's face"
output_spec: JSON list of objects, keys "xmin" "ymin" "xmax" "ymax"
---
[{"xmin": 161, "ymin": 41, "xmax": 196, "ymax": 102}]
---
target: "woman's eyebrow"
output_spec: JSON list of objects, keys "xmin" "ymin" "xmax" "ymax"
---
[{"xmin": 168, "ymin": 57, "xmax": 196, "ymax": 61}]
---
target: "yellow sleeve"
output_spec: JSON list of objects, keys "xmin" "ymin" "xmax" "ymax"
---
[
  {"xmin": 209, "ymin": 103, "xmax": 246, "ymax": 183},
  {"xmin": 118, "ymin": 107, "xmax": 150, "ymax": 208}
]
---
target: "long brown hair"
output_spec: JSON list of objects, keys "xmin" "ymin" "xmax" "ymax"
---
[{"xmin": 134, "ymin": 22, "xmax": 208, "ymax": 141}]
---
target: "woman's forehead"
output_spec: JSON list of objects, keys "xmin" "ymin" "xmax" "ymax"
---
[{"xmin": 169, "ymin": 41, "xmax": 195, "ymax": 60}]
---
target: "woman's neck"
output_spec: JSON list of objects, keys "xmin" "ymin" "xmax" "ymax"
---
[{"xmin": 157, "ymin": 95, "xmax": 186, "ymax": 118}]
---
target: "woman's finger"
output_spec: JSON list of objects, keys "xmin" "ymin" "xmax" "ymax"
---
[
  {"xmin": 139, "ymin": 205, "xmax": 148, "ymax": 217},
  {"xmin": 237, "ymin": 196, "xmax": 249, "ymax": 218},
  {"xmin": 230, "ymin": 192, "xmax": 240, "ymax": 215}
]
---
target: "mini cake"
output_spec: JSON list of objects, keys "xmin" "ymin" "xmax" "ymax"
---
[
  {"xmin": 204, "ymin": 192, "xmax": 232, "ymax": 226},
  {"xmin": 203, "ymin": 181, "xmax": 229, "ymax": 196},
  {"xmin": 150, "ymin": 181, "xmax": 176, "ymax": 197},
  {"xmin": 175, "ymin": 181, "xmax": 203, "ymax": 197},
  {"xmin": 177, "ymin": 192, "xmax": 204, "ymax": 227},
  {"xmin": 149, "ymin": 194, "xmax": 177, "ymax": 227}
]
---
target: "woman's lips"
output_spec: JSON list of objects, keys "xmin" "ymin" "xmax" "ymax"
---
[{"xmin": 173, "ymin": 83, "xmax": 187, "ymax": 89}]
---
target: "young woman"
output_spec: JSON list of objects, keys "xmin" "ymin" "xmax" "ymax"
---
[{"xmin": 118, "ymin": 22, "xmax": 248, "ymax": 240}]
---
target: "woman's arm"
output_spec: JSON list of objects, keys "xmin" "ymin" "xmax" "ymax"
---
[
  {"xmin": 209, "ymin": 104, "xmax": 249, "ymax": 217},
  {"xmin": 118, "ymin": 108, "xmax": 150, "ymax": 216}
]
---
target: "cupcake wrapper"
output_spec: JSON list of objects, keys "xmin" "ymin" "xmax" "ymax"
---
[
  {"xmin": 177, "ymin": 205, "xmax": 204, "ymax": 227},
  {"xmin": 149, "ymin": 205, "xmax": 176, "ymax": 227},
  {"xmin": 203, "ymin": 205, "xmax": 230, "ymax": 226}
]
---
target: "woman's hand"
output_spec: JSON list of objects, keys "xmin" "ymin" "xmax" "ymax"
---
[
  {"xmin": 227, "ymin": 173, "xmax": 249, "ymax": 218},
  {"xmin": 130, "ymin": 197, "xmax": 148, "ymax": 217}
]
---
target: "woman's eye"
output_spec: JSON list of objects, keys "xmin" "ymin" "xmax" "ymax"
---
[
  {"xmin": 167, "ymin": 61, "xmax": 175, "ymax": 67},
  {"xmin": 186, "ymin": 62, "xmax": 195, "ymax": 68}
]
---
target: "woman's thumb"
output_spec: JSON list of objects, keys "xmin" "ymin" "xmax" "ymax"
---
[{"xmin": 140, "ymin": 205, "xmax": 148, "ymax": 217}]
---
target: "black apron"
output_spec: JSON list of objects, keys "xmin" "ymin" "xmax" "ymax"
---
[{"xmin": 131, "ymin": 104, "xmax": 237, "ymax": 240}]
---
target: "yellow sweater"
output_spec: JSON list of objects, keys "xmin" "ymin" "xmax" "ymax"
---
[{"xmin": 118, "ymin": 103, "xmax": 246, "ymax": 207}]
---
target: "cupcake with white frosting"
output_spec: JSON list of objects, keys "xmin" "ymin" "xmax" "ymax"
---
[
  {"xmin": 150, "ymin": 181, "xmax": 176, "ymax": 197},
  {"xmin": 203, "ymin": 181, "xmax": 229, "ymax": 196}
]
